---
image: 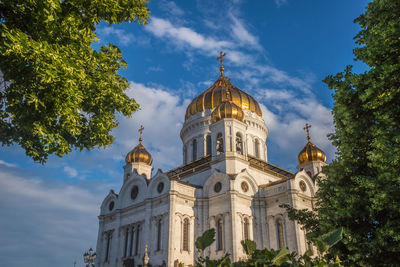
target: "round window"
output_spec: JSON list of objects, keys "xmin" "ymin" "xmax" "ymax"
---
[
  {"xmin": 157, "ymin": 182, "xmax": 164, "ymax": 193},
  {"xmin": 131, "ymin": 185, "xmax": 139, "ymax": 200},
  {"xmin": 299, "ymin": 181, "xmax": 307, "ymax": 192},
  {"xmin": 214, "ymin": 182, "xmax": 222, "ymax": 193},
  {"xmin": 108, "ymin": 201, "xmax": 114, "ymax": 211},
  {"xmin": 241, "ymin": 181, "xmax": 249, "ymax": 192}
]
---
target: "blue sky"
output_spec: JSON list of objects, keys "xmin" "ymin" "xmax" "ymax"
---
[{"xmin": 0, "ymin": 1, "xmax": 369, "ymax": 266}]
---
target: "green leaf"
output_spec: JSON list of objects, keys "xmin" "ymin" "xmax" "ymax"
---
[
  {"xmin": 271, "ymin": 247, "xmax": 290, "ymax": 265},
  {"xmin": 241, "ymin": 239, "xmax": 256, "ymax": 255},
  {"xmin": 195, "ymin": 228, "xmax": 215, "ymax": 252}
]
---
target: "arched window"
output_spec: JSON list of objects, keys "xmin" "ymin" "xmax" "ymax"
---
[
  {"xmin": 255, "ymin": 138, "xmax": 260, "ymax": 158},
  {"xmin": 192, "ymin": 139, "xmax": 197, "ymax": 161},
  {"xmin": 216, "ymin": 133, "xmax": 224, "ymax": 154},
  {"xmin": 183, "ymin": 218, "xmax": 189, "ymax": 251},
  {"xmin": 276, "ymin": 219, "xmax": 285, "ymax": 249},
  {"xmin": 217, "ymin": 219, "xmax": 223, "ymax": 251},
  {"xmin": 236, "ymin": 133, "xmax": 243, "ymax": 155},
  {"xmin": 206, "ymin": 135, "xmax": 212, "ymax": 155},
  {"xmin": 243, "ymin": 218, "xmax": 249, "ymax": 240},
  {"xmin": 157, "ymin": 219, "xmax": 162, "ymax": 251}
]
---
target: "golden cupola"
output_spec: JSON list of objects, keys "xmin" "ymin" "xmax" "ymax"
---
[
  {"xmin": 185, "ymin": 52, "xmax": 262, "ymax": 121},
  {"xmin": 125, "ymin": 126, "xmax": 153, "ymax": 166},
  {"xmin": 211, "ymin": 93, "xmax": 245, "ymax": 123},
  {"xmin": 297, "ymin": 123, "xmax": 326, "ymax": 164}
]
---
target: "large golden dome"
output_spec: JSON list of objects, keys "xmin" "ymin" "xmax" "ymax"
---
[
  {"xmin": 297, "ymin": 141, "xmax": 326, "ymax": 164},
  {"xmin": 211, "ymin": 101, "xmax": 245, "ymax": 123},
  {"xmin": 297, "ymin": 123, "xmax": 326, "ymax": 164},
  {"xmin": 125, "ymin": 126, "xmax": 152, "ymax": 165},
  {"xmin": 185, "ymin": 75, "xmax": 262, "ymax": 120}
]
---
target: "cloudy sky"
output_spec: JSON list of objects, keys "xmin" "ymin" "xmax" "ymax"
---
[{"xmin": 0, "ymin": 1, "xmax": 369, "ymax": 266}]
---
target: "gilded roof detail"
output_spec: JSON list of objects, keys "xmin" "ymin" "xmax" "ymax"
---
[{"xmin": 185, "ymin": 75, "xmax": 262, "ymax": 120}]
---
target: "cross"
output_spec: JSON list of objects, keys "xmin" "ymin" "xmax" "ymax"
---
[
  {"xmin": 217, "ymin": 51, "xmax": 226, "ymax": 76},
  {"xmin": 303, "ymin": 123, "xmax": 311, "ymax": 142},
  {"xmin": 138, "ymin": 125, "xmax": 144, "ymax": 143}
]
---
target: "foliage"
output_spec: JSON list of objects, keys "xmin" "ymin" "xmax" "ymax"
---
[
  {"xmin": 194, "ymin": 228, "xmax": 343, "ymax": 267},
  {"xmin": 285, "ymin": 0, "xmax": 400, "ymax": 265},
  {"xmin": 0, "ymin": 0, "xmax": 149, "ymax": 162}
]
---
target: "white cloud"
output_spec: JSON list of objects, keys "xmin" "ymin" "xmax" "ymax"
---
[
  {"xmin": 0, "ymin": 169, "xmax": 102, "ymax": 267},
  {"xmin": 96, "ymin": 27, "xmax": 134, "ymax": 46},
  {"xmin": 0, "ymin": 159, "xmax": 16, "ymax": 168},
  {"xmin": 112, "ymin": 81, "xmax": 190, "ymax": 171},
  {"xmin": 259, "ymin": 88, "xmax": 334, "ymax": 169},
  {"xmin": 159, "ymin": 0, "xmax": 185, "ymax": 17},
  {"xmin": 146, "ymin": 17, "xmax": 233, "ymax": 52},
  {"xmin": 63, "ymin": 165, "xmax": 78, "ymax": 178},
  {"xmin": 274, "ymin": 0, "xmax": 287, "ymax": 7},
  {"xmin": 229, "ymin": 14, "xmax": 262, "ymax": 51}
]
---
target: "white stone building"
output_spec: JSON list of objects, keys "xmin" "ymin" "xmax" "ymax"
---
[{"xmin": 95, "ymin": 61, "xmax": 327, "ymax": 267}]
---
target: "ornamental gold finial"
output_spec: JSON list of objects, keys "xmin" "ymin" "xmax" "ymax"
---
[
  {"xmin": 217, "ymin": 51, "xmax": 226, "ymax": 76},
  {"xmin": 138, "ymin": 125, "xmax": 144, "ymax": 144},
  {"xmin": 303, "ymin": 123, "xmax": 311, "ymax": 142}
]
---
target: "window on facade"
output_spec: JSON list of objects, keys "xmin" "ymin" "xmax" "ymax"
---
[
  {"xmin": 183, "ymin": 145, "xmax": 187, "ymax": 164},
  {"xmin": 255, "ymin": 138, "xmax": 260, "ymax": 158},
  {"xmin": 135, "ymin": 226, "xmax": 140, "ymax": 256},
  {"xmin": 157, "ymin": 219, "xmax": 162, "ymax": 251},
  {"xmin": 217, "ymin": 219, "xmax": 223, "ymax": 251},
  {"xmin": 236, "ymin": 133, "xmax": 243, "ymax": 155},
  {"xmin": 243, "ymin": 218, "xmax": 249, "ymax": 240},
  {"xmin": 216, "ymin": 133, "xmax": 224, "ymax": 154},
  {"xmin": 206, "ymin": 135, "xmax": 212, "ymax": 155},
  {"xmin": 192, "ymin": 139, "xmax": 197, "ymax": 161},
  {"xmin": 124, "ymin": 228, "xmax": 129, "ymax": 257},
  {"xmin": 183, "ymin": 218, "xmax": 189, "ymax": 251},
  {"xmin": 277, "ymin": 219, "xmax": 285, "ymax": 249},
  {"xmin": 105, "ymin": 232, "xmax": 111, "ymax": 262},
  {"xmin": 129, "ymin": 227, "xmax": 134, "ymax": 256}
]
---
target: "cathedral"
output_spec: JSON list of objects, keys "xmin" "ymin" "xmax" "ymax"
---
[{"xmin": 95, "ymin": 53, "xmax": 327, "ymax": 267}]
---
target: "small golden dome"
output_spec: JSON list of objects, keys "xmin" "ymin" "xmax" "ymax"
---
[
  {"xmin": 297, "ymin": 141, "xmax": 326, "ymax": 164},
  {"xmin": 211, "ymin": 101, "xmax": 245, "ymax": 123},
  {"xmin": 125, "ymin": 126, "xmax": 152, "ymax": 165},
  {"xmin": 297, "ymin": 123, "xmax": 326, "ymax": 164},
  {"xmin": 185, "ymin": 74, "xmax": 262, "ymax": 121}
]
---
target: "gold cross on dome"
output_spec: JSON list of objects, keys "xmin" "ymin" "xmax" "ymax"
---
[
  {"xmin": 217, "ymin": 51, "xmax": 226, "ymax": 76},
  {"xmin": 138, "ymin": 125, "xmax": 144, "ymax": 143},
  {"xmin": 303, "ymin": 123, "xmax": 312, "ymax": 142}
]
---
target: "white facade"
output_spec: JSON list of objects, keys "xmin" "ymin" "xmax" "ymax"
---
[{"xmin": 95, "ymin": 78, "xmax": 325, "ymax": 267}]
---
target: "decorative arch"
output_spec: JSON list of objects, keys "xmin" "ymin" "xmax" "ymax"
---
[
  {"xmin": 235, "ymin": 169, "xmax": 259, "ymax": 196},
  {"xmin": 117, "ymin": 176, "xmax": 148, "ymax": 209},
  {"xmin": 100, "ymin": 190, "xmax": 118, "ymax": 215},
  {"xmin": 147, "ymin": 173, "xmax": 170, "ymax": 198},
  {"xmin": 203, "ymin": 170, "xmax": 230, "ymax": 198},
  {"xmin": 293, "ymin": 170, "xmax": 316, "ymax": 197}
]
